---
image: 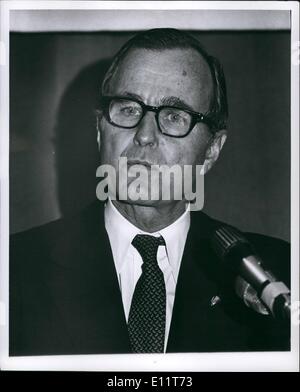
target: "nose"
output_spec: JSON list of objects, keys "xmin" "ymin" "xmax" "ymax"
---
[{"xmin": 133, "ymin": 111, "xmax": 159, "ymax": 148}]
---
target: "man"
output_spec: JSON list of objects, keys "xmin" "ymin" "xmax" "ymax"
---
[{"xmin": 10, "ymin": 29, "xmax": 290, "ymax": 355}]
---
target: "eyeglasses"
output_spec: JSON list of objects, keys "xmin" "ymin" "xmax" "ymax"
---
[{"xmin": 100, "ymin": 96, "xmax": 215, "ymax": 138}]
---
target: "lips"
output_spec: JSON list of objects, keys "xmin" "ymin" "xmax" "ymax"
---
[{"xmin": 126, "ymin": 159, "xmax": 154, "ymax": 168}]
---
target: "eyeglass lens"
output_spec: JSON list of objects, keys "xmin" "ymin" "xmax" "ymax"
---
[{"xmin": 108, "ymin": 98, "xmax": 193, "ymax": 136}]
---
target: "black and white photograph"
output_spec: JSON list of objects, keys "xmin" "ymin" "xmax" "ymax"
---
[{"xmin": 0, "ymin": 0, "xmax": 299, "ymax": 373}]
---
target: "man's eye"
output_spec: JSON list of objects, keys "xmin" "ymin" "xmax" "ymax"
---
[
  {"xmin": 165, "ymin": 112, "xmax": 186, "ymax": 124},
  {"xmin": 120, "ymin": 106, "xmax": 141, "ymax": 117}
]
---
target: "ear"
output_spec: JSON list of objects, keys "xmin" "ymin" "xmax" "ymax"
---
[
  {"xmin": 202, "ymin": 129, "xmax": 227, "ymax": 175},
  {"xmin": 96, "ymin": 112, "xmax": 103, "ymax": 151},
  {"xmin": 97, "ymin": 129, "xmax": 101, "ymax": 151}
]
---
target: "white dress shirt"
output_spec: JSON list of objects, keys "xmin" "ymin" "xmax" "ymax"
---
[{"xmin": 104, "ymin": 199, "xmax": 190, "ymax": 352}]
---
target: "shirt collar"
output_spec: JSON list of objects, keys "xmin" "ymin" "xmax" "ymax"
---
[{"xmin": 104, "ymin": 199, "xmax": 190, "ymax": 280}]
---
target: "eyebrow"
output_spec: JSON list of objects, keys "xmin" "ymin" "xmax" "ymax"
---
[
  {"xmin": 121, "ymin": 91, "xmax": 197, "ymax": 113},
  {"xmin": 121, "ymin": 91, "xmax": 144, "ymax": 101},
  {"xmin": 160, "ymin": 96, "xmax": 196, "ymax": 112}
]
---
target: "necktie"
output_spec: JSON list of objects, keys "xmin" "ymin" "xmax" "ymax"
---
[{"xmin": 128, "ymin": 234, "xmax": 166, "ymax": 353}]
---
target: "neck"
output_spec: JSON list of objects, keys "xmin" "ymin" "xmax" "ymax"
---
[{"xmin": 112, "ymin": 200, "xmax": 187, "ymax": 233}]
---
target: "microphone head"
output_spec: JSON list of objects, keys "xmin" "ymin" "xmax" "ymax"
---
[
  {"xmin": 211, "ymin": 225, "xmax": 290, "ymax": 320},
  {"xmin": 211, "ymin": 225, "xmax": 250, "ymax": 258},
  {"xmin": 211, "ymin": 226, "xmax": 270, "ymax": 315},
  {"xmin": 211, "ymin": 225, "xmax": 255, "ymax": 272}
]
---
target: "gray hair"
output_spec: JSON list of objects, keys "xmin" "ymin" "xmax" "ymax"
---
[{"xmin": 101, "ymin": 28, "xmax": 228, "ymax": 132}]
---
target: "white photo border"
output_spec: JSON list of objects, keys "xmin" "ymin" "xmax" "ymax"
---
[{"xmin": 0, "ymin": 0, "xmax": 299, "ymax": 372}]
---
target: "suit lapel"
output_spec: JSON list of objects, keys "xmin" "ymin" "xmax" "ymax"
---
[
  {"xmin": 166, "ymin": 214, "xmax": 219, "ymax": 352},
  {"xmin": 41, "ymin": 201, "xmax": 131, "ymax": 354},
  {"xmin": 167, "ymin": 211, "xmax": 249, "ymax": 352}
]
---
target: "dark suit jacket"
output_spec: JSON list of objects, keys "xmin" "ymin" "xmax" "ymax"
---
[{"xmin": 9, "ymin": 201, "xmax": 290, "ymax": 356}]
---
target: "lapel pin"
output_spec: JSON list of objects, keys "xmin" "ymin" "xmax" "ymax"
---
[{"xmin": 210, "ymin": 295, "xmax": 221, "ymax": 307}]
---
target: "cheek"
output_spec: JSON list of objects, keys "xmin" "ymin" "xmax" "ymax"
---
[
  {"xmin": 99, "ymin": 121, "xmax": 132, "ymax": 165},
  {"xmin": 163, "ymin": 132, "xmax": 208, "ymax": 167},
  {"xmin": 187, "ymin": 128, "xmax": 211, "ymax": 165}
]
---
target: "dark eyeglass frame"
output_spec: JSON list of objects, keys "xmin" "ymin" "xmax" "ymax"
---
[{"xmin": 99, "ymin": 95, "xmax": 215, "ymax": 138}]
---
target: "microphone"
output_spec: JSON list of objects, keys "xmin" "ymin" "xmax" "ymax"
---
[{"xmin": 211, "ymin": 225, "xmax": 291, "ymax": 320}]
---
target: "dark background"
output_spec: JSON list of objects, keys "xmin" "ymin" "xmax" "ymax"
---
[{"xmin": 10, "ymin": 31, "xmax": 290, "ymax": 241}]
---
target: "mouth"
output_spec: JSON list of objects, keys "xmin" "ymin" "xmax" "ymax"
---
[{"xmin": 126, "ymin": 159, "xmax": 154, "ymax": 168}]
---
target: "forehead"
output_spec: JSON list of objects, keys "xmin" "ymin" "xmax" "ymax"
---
[{"xmin": 107, "ymin": 48, "xmax": 213, "ymax": 112}]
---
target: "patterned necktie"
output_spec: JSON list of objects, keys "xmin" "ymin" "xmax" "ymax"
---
[{"xmin": 128, "ymin": 234, "xmax": 166, "ymax": 353}]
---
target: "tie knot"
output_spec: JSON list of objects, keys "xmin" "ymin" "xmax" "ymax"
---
[{"xmin": 132, "ymin": 234, "xmax": 165, "ymax": 264}]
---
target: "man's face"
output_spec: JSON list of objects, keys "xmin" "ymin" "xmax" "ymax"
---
[{"xmin": 99, "ymin": 47, "xmax": 214, "ymax": 205}]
